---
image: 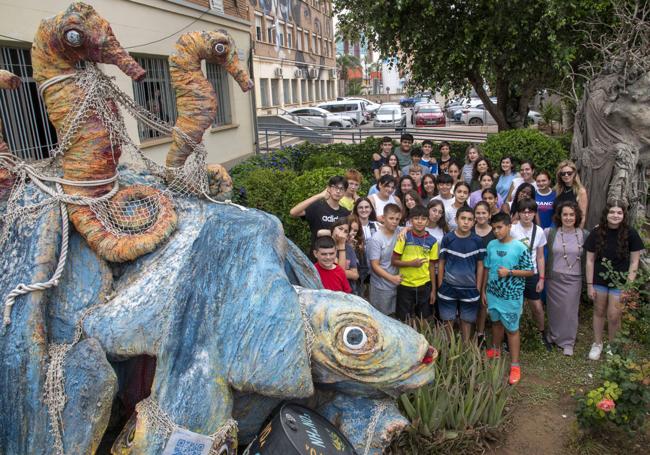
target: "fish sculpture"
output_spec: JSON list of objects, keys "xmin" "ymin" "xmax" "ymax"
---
[
  {"xmin": 167, "ymin": 30, "xmax": 253, "ymax": 199},
  {"xmin": 31, "ymin": 2, "xmax": 177, "ymax": 263},
  {"xmin": 233, "ymin": 288, "xmax": 437, "ymax": 454}
]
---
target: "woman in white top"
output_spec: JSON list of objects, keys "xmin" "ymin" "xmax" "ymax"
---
[
  {"xmin": 352, "ymin": 197, "xmax": 380, "ymax": 241},
  {"xmin": 446, "ymin": 182, "xmax": 471, "ymax": 230},
  {"xmin": 425, "ymin": 199, "xmax": 449, "ymax": 244},
  {"xmin": 368, "ymin": 175, "xmax": 398, "ymax": 222},
  {"xmin": 461, "ymin": 144, "xmax": 481, "ymax": 183},
  {"xmin": 506, "ymin": 160, "xmax": 537, "ymax": 203}
]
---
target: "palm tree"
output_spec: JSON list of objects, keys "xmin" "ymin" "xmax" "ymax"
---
[{"xmin": 336, "ymin": 54, "xmax": 362, "ymax": 95}]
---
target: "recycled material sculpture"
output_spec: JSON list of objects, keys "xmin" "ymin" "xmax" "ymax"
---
[{"xmin": 0, "ymin": 3, "xmax": 437, "ymax": 455}]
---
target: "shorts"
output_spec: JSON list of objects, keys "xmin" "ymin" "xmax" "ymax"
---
[
  {"xmin": 488, "ymin": 308, "xmax": 522, "ymax": 333},
  {"xmin": 369, "ymin": 285, "xmax": 397, "ymax": 315},
  {"xmin": 593, "ymin": 285, "xmax": 622, "ymax": 296},
  {"xmin": 396, "ymin": 282, "xmax": 433, "ymax": 321},
  {"xmin": 437, "ymin": 282, "xmax": 480, "ymax": 323},
  {"xmin": 524, "ymin": 274, "xmax": 541, "ymax": 300}
]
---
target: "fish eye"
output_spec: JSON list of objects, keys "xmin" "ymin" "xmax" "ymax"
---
[
  {"xmin": 126, "ymin": 425, "xmax": 136, "ymax": 446},
  {"xmin": 64, "ymin": 29, "xmax": 83, "ymax": 47},
  {"xmin": 214, "ymin": 42, "xmax": 227, "ymax": 54},
  {"xmin": 343, "ymin": 326, "xmax": 367, "ymax": 350}
]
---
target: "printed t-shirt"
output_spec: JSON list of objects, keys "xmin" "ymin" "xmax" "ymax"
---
[
  {"xmin": 371, "ymin": 154, "xmax": 389, "ymax": 173},
  {"xmin": 510, "ymin": 223, "xmax": 547, "ymax": 273},
  {"xmin": 420, "ymin": 158, "xmax": 439, "ymax": 175},
  {"xmin": 438, "ymin": 157, "xmax": 451, "ymax": 174},
  {"xmin": 585, "ymin": 226, "xmax": 645, "ymax": 287},
  {"xmin": 315, "ymin": 262, "xmax": 351, "ymax": 293},
  {"xmin": 438, "ymin": 231, "xmax": 485, "ymax": 288},
  {"xmin": 367, "ymin": 228, "xmax": 400, "ymax": 291},
  {"xmin": 535, "ymin": 190, "xmax": 556, "ymax": 228},
  {"xmin": 393, "ymin": 231, "xmax": 439, "ymax": 287},
  {"xmin": 484, "ymin": 239, "xmax": 533, "ymax": 313},
  {"xmin": 303, "ymin": 199, "xmax": 350, "ymax": 245}
]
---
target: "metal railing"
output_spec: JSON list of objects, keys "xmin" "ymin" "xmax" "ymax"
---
[{"xmin": 257, "ymin": 124, "xmax": 491, "ymax": 152}]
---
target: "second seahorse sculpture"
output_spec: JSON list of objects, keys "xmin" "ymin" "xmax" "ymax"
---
[
  {"xmin": 166, "ymin": 30, "xmax": 253, "ymax": 198},
  {"xmin": 0, "ymin": 70, "xmax": 21, "ymax": 200},
  {"xmin": 31, "ymin": 2, "xmax": 177, "ymax": 262}
]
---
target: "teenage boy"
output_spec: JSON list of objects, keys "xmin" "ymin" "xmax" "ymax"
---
[
  {"xmin": 402, "ymin": 148, "xmax": 429, "ymax": 176},
  {"xmin": 437, "ymin": 207, "xmax": 485, "ymax": 341},
  {"xmin": 420, "ymin": 140, "xmax": 439, "ymax": 175},
  {"xmin": 510, "ymin": 199, "xmax": 550, "ymax": 350},
  {"xmin": 394, "ymin": 133, "xmax": 414, "ymax": 168},
  {"xmin": 367, "ymin": 204, "xmax": 403, "ymax": 315},
  {"xmin": 392, "ymin": 205, "xmax": 439, "ymax": 321},
  {"xmin": 432, "ymin": 173, "xmax": 455, "ymax": 212},
  {"xmin": 408, "ymin": 165, "xmax": 425, "ymax": 194},
  {"xmin": 313, "ymin": 236, "xmax": 352, "ymax": 293},
  {"xmin": 340, "ymin": 169, "xmax": 363, "ymax": 210},
  {"xmin": 368, "ymin": 165, "xmax": 392, "ymax": 196},
  {"xmin": 482, "ymin": 212, "xmax": 534, "ymax": 385},
  {"xmin": 372, "ymin": 136, "xmax": 394, "ymax": 180},
  {"xmin": 438, "ymin": 141, "xmax": 452, "ymax": 174},
  {"xmin": 290, "ymin": 175, "xmax": 351, "ymax": 247}
]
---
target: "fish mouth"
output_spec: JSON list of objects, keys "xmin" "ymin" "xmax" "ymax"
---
[{"xmin": 380, "ymin": 345, "xmax": 437, "ymax": 397}]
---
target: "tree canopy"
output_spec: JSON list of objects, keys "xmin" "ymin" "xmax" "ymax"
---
[{"xmin": 335, "ymin": 0, "xmax": 614, "ymax": 130}]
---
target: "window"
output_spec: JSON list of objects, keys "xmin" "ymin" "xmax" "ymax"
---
[
  {"xmin": 271, "ymin": 79, "xmax": 280, "ymax": 106},
  {"xmin": 304, "ymin": 31, "xmax": 310, "ymax": 51},
  {"xmin": 312, "ymin": 34, "xmax": 318, "ymax": 54},
  {"xmin": 206, "ymin": 63, "xmax": 232, "ymax": 127},
  {"xmin": 0, "ymin": 46, "xmax": 57, "ymax": 160},
  {"xmin": 287, "ymin": 25, "xmax": 293, "ymax": 48},
  {"xmin": 283, "ymin": 79, "xmax": 291, "ymax": 104},
  {"xmin": 266, "ymin": 17, "xmax": 275, "ymax": 44},
  {"xmin": 255, "ymin": 15, "xmax": 263, "ymax": 41},
  {"xmin": 132, "ymin": 55, "xmax": 177, "ymax": 140},
  {"xmin": 278, "ymin": 22, "xmax": 285, "ymax": 47},
  {"xmin": 296, "ymin": 28, "xmax": 302, "ymax": 50},
  {"xmin": 291, "ymin": 79, "xmax": 299, "ymax": 103},
  {"xmin": 259, "ymin": 78, "xmax": 270, "ymax": 107}
]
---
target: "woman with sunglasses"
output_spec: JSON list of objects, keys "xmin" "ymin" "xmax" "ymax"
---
[{"xmin": 553, "ymin": 160, "xmax": 588, "ymax": 228}]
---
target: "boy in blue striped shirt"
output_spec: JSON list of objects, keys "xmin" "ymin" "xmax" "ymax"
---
[{"xmin": 437, "ymin": 206, "xmax": 485, "ymax": 341}]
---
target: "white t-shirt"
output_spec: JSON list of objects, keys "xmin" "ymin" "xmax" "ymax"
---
[
  {"xmin": 433, "ymin": 194, "xmax": 455, "ymax": 212},
  {"xmin": 510, "ymin": 223, "xmax": 547, "ymax": 273},
  {"xmin": 425, "ymin": 226, "xmax": 445, "ymax": 244},
  {"xmin": 510, "ymin": 177, "xmax": 538, "ymax": 197},
  {"xmin": 370, "ymin": 194, "xmax": 398, "ymax": 218}
]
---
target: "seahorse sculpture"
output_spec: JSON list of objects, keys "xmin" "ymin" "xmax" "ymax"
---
[
  {"xmin": 31, "ymin": 2, "xmax": 177, "ymax": 263},
  {"xmin": 0, "ymin": 70, "xmax": 21, "ymax": 199},
  {"xmin": 166, "ymin": 30, "xmax": 253, "ymax": 198}
]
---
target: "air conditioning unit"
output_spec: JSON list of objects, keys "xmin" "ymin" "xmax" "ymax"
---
[
  {"xmin": 329, "ymin": 68, "xmax": 337, "ymax": 78},
  {"xmin": 309, "ymin": 68, "xmax": 319, "ymax": 79},
  {"xmin": 274, "ymin": 67, "xmax": 283, "ymax": 78},
  {"xmin": 294, "ymin": 68, "xmax": 303, "ymax": 78}
]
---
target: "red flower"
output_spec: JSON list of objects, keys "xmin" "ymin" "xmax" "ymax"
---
[{"xmin": 596, "ymin": 399, "xmax": 616, "ymax": 412}]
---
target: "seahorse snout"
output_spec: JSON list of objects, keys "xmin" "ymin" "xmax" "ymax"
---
[
  {"xmin": 0, "ymin": 70, "xmax": 20, "ymax": 89},
  {"xmin": 101, "ymin": 34, "xmax": 145, "ymax": 81}
]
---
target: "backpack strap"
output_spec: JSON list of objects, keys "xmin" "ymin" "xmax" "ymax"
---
[{"xmin": 529, "ymin": 224, "xmax": 537, "ymax": 252}]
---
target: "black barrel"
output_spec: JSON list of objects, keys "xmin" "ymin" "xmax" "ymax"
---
[{"xmin": 243, "ymin": 403, "xmax": 357, "ymax": 455}]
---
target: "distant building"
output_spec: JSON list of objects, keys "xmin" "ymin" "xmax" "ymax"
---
[
  {"xmin": 0, "ymin": 0, "xmax": 257, "ymax": 167},
  {"xmin": 250, "ymin": 0, "xmax": 338, "ymax": 114},
  {"xmin": 335, "ymin": 34, "xmax": 373, "ymax": 92},
  {"xmin": 381, "ymin": 58, "xmax": 406, "ymax": 94}
]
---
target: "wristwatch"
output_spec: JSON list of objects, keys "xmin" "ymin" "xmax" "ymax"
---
[{"xmin": 508, "ymin": 269, "xmax": 513, "ymax": 277}]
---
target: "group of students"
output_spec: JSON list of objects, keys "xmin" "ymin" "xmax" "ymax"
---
[{"xmin": 289, "ymin": 135, "xmax": 645, "ymax": 386}]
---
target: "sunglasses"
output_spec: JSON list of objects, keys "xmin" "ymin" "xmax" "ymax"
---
[{"xmin": 560, "ymin": 171, "xmax": 574, "ymax": 177}]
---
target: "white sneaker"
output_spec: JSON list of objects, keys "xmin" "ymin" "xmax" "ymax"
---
[
  {"xmin": 588, "ymin": 342, "xmax": 603, "ymax": 360},
  {"xmin": 563, "ymin": 346, "xmax": 574, "ymax": 356}
]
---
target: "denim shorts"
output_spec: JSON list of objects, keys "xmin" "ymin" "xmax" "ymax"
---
[
  {"xmin": 593, "ymin": 285, "xmax": 622, "ymax": 296},
  {"xmin": 437, "ymin": 282, "xmax": 480, "ymax": 323}
]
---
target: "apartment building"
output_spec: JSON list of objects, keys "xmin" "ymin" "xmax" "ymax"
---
[
  {"xmin": 250, "ymin": 0, "xmax": 338, "ymax": 115},
  {"xmin": 0, "ymin": 0, "xmax": 256, "ymax": 167}
]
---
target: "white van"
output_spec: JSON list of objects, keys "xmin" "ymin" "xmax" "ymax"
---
[{"xmin": 317, "ymin": 100, "xmax": 368, "ymax": 125}]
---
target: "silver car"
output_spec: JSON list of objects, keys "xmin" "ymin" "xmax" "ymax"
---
[
  {"xmin": 373, "ymin": 105, "xmax": 407, "ymax": 127},
  {"xmin": 286, "ymin": 107, "xmax": 353, "ymax": 128},
  {"xmin": 460, "ymin": 103, "xmax": 497, "ymax": 126}
]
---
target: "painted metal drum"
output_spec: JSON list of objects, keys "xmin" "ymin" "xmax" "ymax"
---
[{"xmin": 244, "ymin": 403, "xmax": 357, "ymax": 455}]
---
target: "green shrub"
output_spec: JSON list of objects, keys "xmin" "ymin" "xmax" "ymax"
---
[
  {"xmin": 284, "ymin": 166, "xmax": 347, "ymax": 251},
  {"xmin": 393, "ymin": 319, "xmax": 511, "ymax": 453},
  {"xmin": 232, "ymin": 168, "xmax": 296, "ymax": 220},
  {"xmin": 555, "ymin": 132, "xmax": 574, "ymax": 156},
  {"xmin": 448, "ymin": 141, "xmax": 473, "ymax": 163},
  {"xmin": 481, "ymin": 129, "xmax": 568, "ymax": 174},
  {"xmin": 302, "ymin": 151, "xmax": 355, "ymax": 171}
]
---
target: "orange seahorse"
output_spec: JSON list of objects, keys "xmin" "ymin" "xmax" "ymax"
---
[
  {"xmin": 0, "ymin": 70, "xmax": 21, "ymax": 199},
  {"xmin": 31, "ymin": 2, "xmax": 177, "ymax": 263},
  {"xmin": 166, "ymin": 30, "xmax": 253, "ymax": 197}
]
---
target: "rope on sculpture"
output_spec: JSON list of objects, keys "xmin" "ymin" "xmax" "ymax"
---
[
  {"xmin": 136, "ymin": 396, "xmax": 238, "ymax": 455},
  {"xmin": 362, "ymin": 400, "xmax": 389, "ymax": 455}
]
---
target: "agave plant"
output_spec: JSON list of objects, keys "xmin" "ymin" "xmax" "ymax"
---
[{"xmin": 400, "ymin": 320, "xmax": 511, "ymax": 439}]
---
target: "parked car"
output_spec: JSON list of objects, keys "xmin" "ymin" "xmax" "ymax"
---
[
  {"xmin": 400, "ymin": 94, "xmax": 430, "ymax": 107},
  {"xmin": 343, "ymin": 97, "xmax": 381, "ymax": 117},
  {"xmin": 412, "ymin": 100, "xmax": 439, "ymax": 124},
  {"xmin": 373, "ymin": 105, "xmax": 407, "ymax": 127},
  {"xmin": 460, "ymin": 103, "xmax": 497, "ymax": 126},
  {"xmin": 445, "ymin": 97, "xmax": 470, "ymax": 119},
  {"xmin": 318, "ymin": 100, "xmax": 368, "ymax": 125},
  {"xmin": 414, "ymin": 104, "xmax": 446, "ymax": 127},
  {"xmin": 286, "ymin": 107, "xmax": 353, "ymax": 128},
  {"xmin": 528, "ymin": 110, "xmax": 542, "ymax": 125}
]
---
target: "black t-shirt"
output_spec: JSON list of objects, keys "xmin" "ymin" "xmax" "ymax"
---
[
  {"xmin": 473, "ymin": 228, "xmax": 496, "ymax": 249},
  {"xmin": 371, "ymin": 154, "xmax": 389, "ymax": 172},
  {"xmin": 303, "ymin": 199, "xmax": 351, "ymax": 246},
  {"xmin": 585, "ymin": 226, "xmax": 645, "ymax": 287}
]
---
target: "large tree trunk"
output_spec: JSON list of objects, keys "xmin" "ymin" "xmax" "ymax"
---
[{"xmin": 468, "ymin": 71, "xmax": 532, "ymax": 131}]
